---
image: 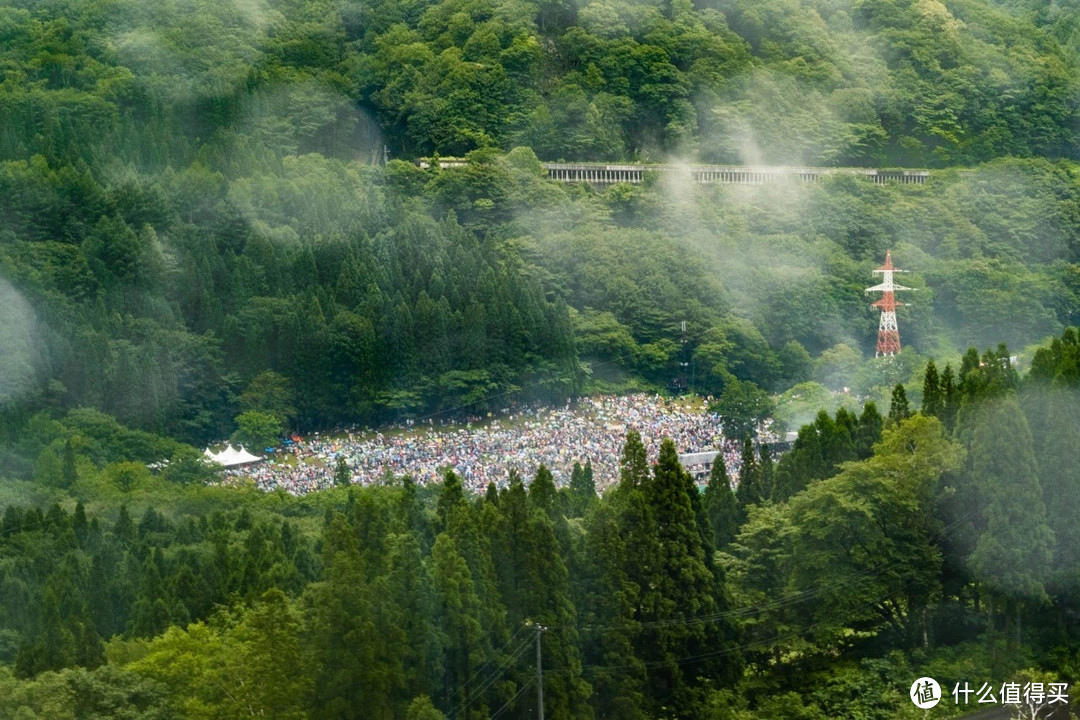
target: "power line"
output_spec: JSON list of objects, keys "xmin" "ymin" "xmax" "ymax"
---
[
  {"xmin": 451, "ymin": 622, "xmax": 531, "ymax": 708},
  {"xmin": 489, "ymin": 676, "xmax": 535, "ymax": 720},
  {"xmin": 447, "ymin": 632, "xmax": 535, "ymax": 720}
]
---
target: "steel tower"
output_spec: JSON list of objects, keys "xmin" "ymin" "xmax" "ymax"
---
[{"xmin": 866, "ymin": 250, "xmax": 911, "ymax": 357}]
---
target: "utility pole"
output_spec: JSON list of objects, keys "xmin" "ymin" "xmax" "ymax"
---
[
  {"xmin": 534, "ymin": 623, "xmax": 547, "ymax": 720},
  {"xmin": 679, "ymin": 320, "xmax": 689, "ymax": 394}
]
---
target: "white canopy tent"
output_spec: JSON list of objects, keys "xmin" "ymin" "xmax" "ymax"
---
[{"xmin": 204, "ymin": 444, "xmax": 263, "ymax": 467}]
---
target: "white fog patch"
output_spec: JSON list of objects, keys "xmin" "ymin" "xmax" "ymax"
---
[{"xmin": 0, "ymin": 279, "xmax": 40, "ymax": 407}]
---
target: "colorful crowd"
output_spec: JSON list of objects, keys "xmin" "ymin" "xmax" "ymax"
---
[{"xmin": 222, "ymin": 394, "xmax": 776, "ymax": 495}]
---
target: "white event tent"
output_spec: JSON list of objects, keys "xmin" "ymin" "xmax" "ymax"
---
[{"xmin": 203, "ymin": 444, "xmax": 263, "ymax": 467}]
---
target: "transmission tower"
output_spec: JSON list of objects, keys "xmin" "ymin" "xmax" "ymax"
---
[{"xmin": 865, "ymin": 250, "xmax": 911, "ymax": 357}]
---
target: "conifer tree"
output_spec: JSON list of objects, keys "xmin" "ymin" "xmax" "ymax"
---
[
  {"xmin": 225, "ymin": 589, "xmax": 310, "ymax": 719},
  {"xmin": 494, "ymin": 472, "xmax": 531, "ymax": 626},
  {"xmin": 568, "ymin": 460, "xmax": 597, "ymax": 517},
  {"xmin": 736, "ymin": 436, "xmax": 761, "ymax": 508},
  {"xmin": 702, "ymin": 455, "xmax": 739, "ymax": 550},
  {"xmin": 581, "ymin": 501, "xmax": 647, "ymax": 720},
  {"xmin": 385, "ymin": 532, "xmax": 444, "ymax": 709},
  {"xmin": 638, "ymin": 440, "xmax": 741, "ymax": 714},
  {"xmin": 128, "ymin": 554, "xmax": 171, "ymax": 638},
  {"xmin": 959, "ymin": 347, "xmax": 982, "ymax": 395},
  {"xmin": 113, "ymin": 505, "xmax": 135, "ymax": 545},
  {"xmin": 940, "ymin": 364, "xmax": 959, "ymax": 431},
  {"xmin": 529, "ymin": 464, "xmax": 558, "ymax": 518},
  {"xmin": 887, "ymin": 383, "xmax": 911, "ymax": 425},
  {"xmin": 73, "ymin": 501, "xmax": 88, "ymax": 546},
  {"xmin": 397, "ymin": 475, "xmax": 429, "ymax": 543},
  {"xmin": 1021, "ymin": 387, "xmax": 1080, "ymax": 598},
  {"xmin": 758, "ymin": 443, "xmax": 775, "ymax": 502},
  {"xmin": 922, "ymin": 359, "xmax": 942, "ymax": 417},
  {"xmin": 619, "ymin": 430, "xmax": 649, "ymax": 489},
  {"xmin": 310, "ymin": 514, "xmax": 400, "ymax": 718},
  {"xmin": 517, "ymin": 511, "xmax": 592, "ymax": 719},
  {"xmin": 15, "ymin": 586, "xmax": 74, "ymax": 677},
  {"xmin": 437, "ymin": 470, "xmax": 468, "ymax": 531},
  {"xmin": 62, "ymin": 437, "xmax": 78, "ymax": 488},
  {"xmin": 969, "ymin": 397, "xmax": 1054, "ymax": 643},
  {"xmin": 430, "ymin": 533, "xmax": 492, "ymax": 720},
  {"xmin": 854, "ymin": 401, "xmax": 883, "ymax": 458},
  {"xmin": 334, "ymin": 456, "xmax": 350, "ymax": 487},
  {"xmin": 1, "ymin": 505, "xmax": 20, "ymax": 537}
]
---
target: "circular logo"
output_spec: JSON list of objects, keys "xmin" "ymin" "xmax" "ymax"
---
[{"xmin": 910, "ymin": 677, "xmax": 941, "ymax": 709}]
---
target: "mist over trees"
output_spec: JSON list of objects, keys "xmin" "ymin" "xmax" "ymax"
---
[
  {"xmin": 2, "ymin": 331, "xmax": 1079, "ymax": 716},
  {"xmin": 0, "ymin": 0, "xmax": 1079, "ymax": 446},
  {"xmin": 1, "ymin": 0, "xmax": 1080, "ymax": 715}
]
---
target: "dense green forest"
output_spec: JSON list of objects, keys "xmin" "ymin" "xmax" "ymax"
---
[
  {"xmin": 1, "ymin": 333, "xmax": 1079, "ymax": 717},
  {"xmin": 2, "ymin": 0, "xmax": 1080, "ymax": 447},
  {"xmin": 2, "ymin": 0, "xmax": 1080, "ymax": 715}
]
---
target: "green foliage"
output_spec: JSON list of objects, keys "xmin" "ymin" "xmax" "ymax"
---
[
  {"xmin": 968, "ymin": 397, "xmax": 1054, "ymax": 619},
  {"xmin": 702, "ymin": 453, "xmax": 740, "ymax": 550},
  {"xmin": 729, "ymin": 415, "xmax": 964, "ymax": 671},
  {"xmin": 0, "ymin": 378, "xmax": 1077, "ymax": 717},
  {"xmin": 567, "ymin": 460, "xmax": 597, "ymax": 517},
  {"xmin": 231, "ymin": 411, "xmax": 282, "ymax": 451},
  {"xmin": 0, "ymin": 0, "xmax": 1079, "ymax": 712},
  {"xmin": 921, "ymin": 359, "xmax": 942, "ymax": 418},
  {"xmin": 238, "ymin": 371, "xmax": 297, "ymax": 427},
  {"xmin": 709, "ymin": 376, "xmax": 774, "ymax": 441},
  {"xmin": 887, "ymin": 383, "xmax": 912, "ymax": 425},
  {"xmin": 334, "ymin": 456, "xmax": 351, "ymax": 487},
  {"xmin": 407, "ymin": 695, "xmax": 447, "ymax": 720}
]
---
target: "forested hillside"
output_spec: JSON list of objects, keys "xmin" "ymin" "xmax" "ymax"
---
[
  {"xmin": 2, "ymin": 334, "xmax": 1079, "ymax": 718},
  {"xmin": 1, "ymin": 0, "xmax": 1080, "ymax": 447},
  {"xmin": 3, "ymin": 0, "xmax": 1077, "ymax": 165},
  {"xmin": 2, "ymin": 0, "xmax": 1080, "ymax": 716}
]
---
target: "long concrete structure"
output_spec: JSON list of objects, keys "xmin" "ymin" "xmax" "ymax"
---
[
  {"xmin": 416, "ymin": 159, "xmax": 931, "ymax": 186},
  {"xmin": 541, "ymin": 163, "xmax": 930, "ymax": 186}
]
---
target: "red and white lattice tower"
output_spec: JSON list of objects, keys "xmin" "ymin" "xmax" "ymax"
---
[{"xmin": 866, "ymin": 250, "xmax": 911, "ymax": 357}]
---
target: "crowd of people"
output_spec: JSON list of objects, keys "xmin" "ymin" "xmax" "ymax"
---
[{"xmin": 222, "ymin": 394, "xmax": 777, "ymax": 496}]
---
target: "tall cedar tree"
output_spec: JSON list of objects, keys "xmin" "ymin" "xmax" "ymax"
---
[
  {"xmin": 568, "ymin": 460, "xmax": 597, "ymax": 517},
  {"xmin": 703, "ymin": 456, "xmax": 740, "ymax": 549},
  {"xmin": 922, "ymin": 360, "xmax": 942, "ymax": 417},
  {"xmin": 494, "ymin": 473, "xmax": 532, "ymax": 628},
  {"xmin": 757, "ymin": 443, "xmax": 775, "ymax": 502},
  {"xmin": 968, "ymin": 398, "xmax": 1053, "ymax": 644},
  {"xmin": 310, "ymin": 513, "xmax": 405, "ymax": 718},
  {"xmin": 888, "ymin": 383, "xmax": 911, "ymax": 425},
  {"xmin": 1023, "ymin": 390, "xmax": 1080, "ymax": 593},
  {"xmin": 736, "ymin": 436, "xmax": 762, "ymax": 508},
  {"xmin": 855, "ymin": 401, "xmax": 884, "ymax": 458},
  {"xmin": 619, "ymin": 430, "xmax": 650, "ymax": 489},
  {"xmin": 773, "ymin": 408, "xmax": 859, "ymax": 501},
  {"xmin": 581, "ymin": 500, "xmax": 648, "ymax": 720},
  {"xmin": 226, "ymin": 589, "xmax": 310, "ymax": 719},
  {"xmin": 529, "ymin": 464, "xmax": 559, "ymax": 518},
  {"xmin": 637, "ymin": 440, "xmax": 742, "ymax": 715},
  {"xmin": 517, "ymin": 510, "xmax": 593, "ymax": 719},
  {"xmin": 334, "ymin": 456, "xmax": 350, "ymax": 487},
  {"xmin": 385, "ymin": 532, "xmax": 444, "ymax": 708},
  {"xmin": 430, "ymin": 532, "xmax": 493, "ymax": 720},
  {"xmin": 940, "ymin": 365, "xmax": 960, "ymax": 431}
]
